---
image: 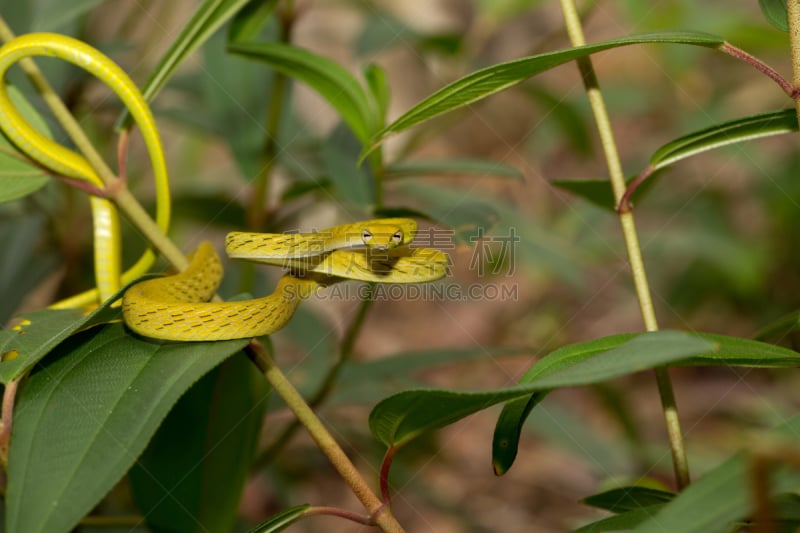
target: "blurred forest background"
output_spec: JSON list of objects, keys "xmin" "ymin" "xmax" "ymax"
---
[{"xmin": 2, "ymin": 0, "xmax": 799, "ymax": 531}]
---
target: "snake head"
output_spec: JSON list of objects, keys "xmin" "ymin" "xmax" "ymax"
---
[{"xmin": 361, "ymin": 227, "xmax": 404, "ymax": 250}]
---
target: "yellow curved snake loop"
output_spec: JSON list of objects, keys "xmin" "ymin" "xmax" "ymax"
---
[
  {"xmin": 122, "ymin": 218, "xmax": 449, "ymax": 342},
  {"xmin": 0, "ymin": 33, "xmax": 171, "ymax": 305}
]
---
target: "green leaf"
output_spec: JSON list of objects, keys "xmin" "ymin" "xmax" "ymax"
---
[
  {"xmin": 0, "ymin": 85, "xmax": 53, "ymax": 203},
  {"xmin": 247, "ymin": 505, "xmax": 311, "ymax": 533},
  {"xmin": 650, "ymin": 109, "xmax": 797, "ymax": 171},
  {"xmin": 573, "ymin": 506, "xmax": 664, "ymax": 532},
  {"xmin": 634, "ymin": 414, "xmax": 800, "ymax": 533},
  {"xmin": 228, "ymin": 41, "xmax": 376, "ymax": 143},
  {"xmin": 118, "ymin": 0, "xmax": 253, "ymax": 128},
  {"xmin": 754, "ymin": 310, "xmax": 800, "ymax": 341},
  {"xmin": 0, "ymin": 214, "xmax": 59, "ymax": 324},
  {"xmin": 31, "ymin": 0, "xmax": 104, "ymax": 31},
  {"xmin": 0, "ymin": 284, "xmax": 128, "ymax": 384},
  {"xmin": 386, "ymin": 158, "xmax": 523, "ymax": 180},
  {"xmin": 364, "ymin": 63, "xmax": 390, "ymax": 128},
  {"xmin": 228, "ymin": 0, "xmax": 279, "ymax": 43},
  {"xmin": 583, "ymin": 486, "xmax": 675, "ymax": 513},
  {"xmin": 369, "ymin": 331, "xmax": 716, "ymax": 448},
  {"xmin": 759, "ymin": 0, "xmax": 789, "ymax": 32},
  {"xmin": 369, "ymin": 31, "xmax": 724, "ymax": 146},
  {"xmin": 6, "ymin": 324, "xmax": 249, "ymax": 533},
  {"xmin": 129, "ymin": 354, "xmax": 268, "ymax": 532},
  {"xmin": 492, "ymin": 332, "xmax": 800, "ymax": 475},
  {"xmin": 551, "ymin": 175, "xmax": 658, "ymax": 211}
]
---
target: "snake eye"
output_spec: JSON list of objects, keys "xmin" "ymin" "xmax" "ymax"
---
[
  {"xmin": 391, "ymin": 230, "xmax": 403, "ymax": 245},
  {"xmin": 361, "ymin": 229, "xmax": 373, "ymax": 244}
]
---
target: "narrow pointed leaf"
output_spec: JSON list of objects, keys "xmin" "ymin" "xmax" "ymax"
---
[
  {"xmin": 247, "ymin": 505, "xmax": 311, "ymax": 533},
  {"xmin": 492, "ymin": 332, "xmax": 800, "ymax": 475},
  {"xmin": 370, "ymin": 331, "xmax": 716, "ymax": 447},
  {"xmin": 370, "ymin": 31, "xmax": 723, "ymax": 146},
  {"xmin": 386, "ymin": 158, "xmax": 523, "ymax": 180},
  {"xmin": 634, "ymin": 414, "xmax": 800, "ymax": 533},
  {"xmin": 574, "ymin": 506, "xmax": 664, "ymax": 532},
  {"xmin": 650, "ymin": 109, "xmax": 796, "ymax": 170},
  {"xmin": 228, "ymin": 0, "xmax": 279, "ymax": 43},
  {"xmin": 6, "ymin": 324, "xmax": 248, "ymax": 533},
  {"xmin": 228, "ymin": 41, "xmax": 375, "ymax": 143},
  {"xmin": 117, "ymin": 0, "xmax": 253, "ymax": 128},
  {"xmin": 583, "ymin": 487, "xmax": 675, "ymax": 513}
]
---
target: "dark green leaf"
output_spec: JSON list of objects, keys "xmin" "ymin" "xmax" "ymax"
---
[
  {"xmin": 0, "ymin": 281, "xmax": 130, "ymax": 384},
  {"xmin": 228, "ymin": 0, "xmax": 279, "ymax": 43},
  {"xmin": 364, "ymin": 63, "xmax": 390, "ymax": 128},
  {"xmin": 280, "ymin": 178, "xmax": 332, "ymax": 202},
  {"xmin": 754, "ymin": 310, "xmax": 800, "ymax": 341},
  {"xmin": 228, "ymin": 41, "xmax": 376, "ymax": 143},
  {"xmin": 32, "ymin": 0, "xmax": 104, "ymax": 31},
  {"xmin": 0, "ymin": 85, "xmax": 53, "ymax": 203},
  {"xmin": 370, "ymin": 331, "xmax": 715, "ymax": 447},
  {"xmin": 573, "ymin": 506, "xmax": 664, "ymax": 532},
  {"xmin": 492, "ymin": 332, "xmax": 799, "ymax": 474},
  {"xmin": 369, "ymin": 31, "xmax": 724, "ymax": 147},
  {"xmin": 552, "ymin": 170, "xmax": 663, "ymax": 211},
  {"xmin": 583, "ymin": 486, "xmax": 675, "ymax": 513},
  {"xmin": 759, "ymin": 0, "xmax": 789, "ymax": 32},
  {"xmin": 173, "ymin": 192, "xmax": 247, "ymax": 228},
  {"xmin": 5, "ymin": 324, "xmax": 248, "ymax": 533},
  {"xmin": 386, "ymin": 158, "xmax": 523, "ymax": 180},
  {"xmin": 247, "ymin": 505, "xmax": 311, "ymax": 533},
  {"xmin": 130, "ymin": 354, "xmax": 268, "ymax": 532},
  {"xmin": 0, "ymin": 214, "xmax": 59, "ymax": 324},
  {"xmin": 118, "ymin": 0, "xmax": 253, "ymax": 128},
  {"xmin": 634, "ymin": 414, "xmax": 800, "ymax": 533}
]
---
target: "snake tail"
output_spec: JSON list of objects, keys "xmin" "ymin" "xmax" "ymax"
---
[{"xmin": 122, "ymin": 242, "xmax": 321, "ymax": 342}]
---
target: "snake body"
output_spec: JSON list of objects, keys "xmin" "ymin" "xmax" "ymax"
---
[
  {"xmin": 123, "ymin": 219, "xmax": 448, "ymax": 341},
  {"xmin": 0, "ymin": 33, "xmax": 447, "ymax": 342},
  {"xmin": 0, "ymin": 33, "xmax": 171, "ymax": 305}
]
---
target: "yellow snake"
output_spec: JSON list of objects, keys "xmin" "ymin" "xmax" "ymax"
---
[
  {"xmin": 123, "ymin": 219, "xmax": 448, "ymax": 341},
  {"xmin": 0, "ymin": 33, "xmax": 171, "ymax": 306},
  {"xmin": 0, "ymin": 33, "xmax": 448, "ymax": 342}
]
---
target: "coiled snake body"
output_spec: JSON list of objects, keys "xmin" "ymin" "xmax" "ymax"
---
[
  {"xmin": 122, "ymin": 219, "xmax": 448, "ymax": 341},
  {"xmin": 0, "ymin": 33, "xmax": 447, "ymax": 342}
]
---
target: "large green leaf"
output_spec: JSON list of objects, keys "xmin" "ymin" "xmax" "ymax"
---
[
  {"xmin": 129, "ymin": 353, "xmax": 268, "ymax": 532},
  {"xmin": 368, "ymin": 31, "xmax": 724, "ymax": 147},
  {"xmin": 369, "ymin": 331, "xmax": 716, "ymax": 448},
  {"xmin": 0, "ymin": 85, "xmax": 53, "ymax": 203},
  {"xmin": 634, "ymin": 414, "xmax": 800, "ymax": 533},
  {"xmin": 0, "ymin": 284, "xmax": 127, "ymax": 384},
  {"xmin": 117, "ymin": 0, "xmax": 253, "ymax": 128},
  {"xmin": 492, "ymin": 332, "xmax": 800, "ymax": 475},
  {"xmin": 5, "ymin": 324, "xmax": 249, "ymax": 533},
  {"xmin": 228, "ymin": 41, "xmax": 376, "ymax": 144},
  {"xmin": 574, "ymin": 506, "xmax": 664, "ymax": 532}
]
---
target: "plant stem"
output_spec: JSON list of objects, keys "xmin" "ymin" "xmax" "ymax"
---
[
  {"xmin": 246, "ymin": 1, "xmax": 295, "ymax": 231},
  {"xmin": 788, "ymin": 0, "xmax": 800, "ymax": 123},
  {"xmin": 247, "ymin": 341, "xmax": 404, "ymax": 533},
  {"xmin": 255, "ymin": 287, "xmax": 375, "ymax": 467},
  {"xmin": 558, "ymin": 0, "xmax": 690, "ymax": 489}
]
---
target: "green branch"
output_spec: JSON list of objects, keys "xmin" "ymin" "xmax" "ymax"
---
[{"xmin": 558, "ymin": 0, "xmax": 690, "ymax": 489}]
